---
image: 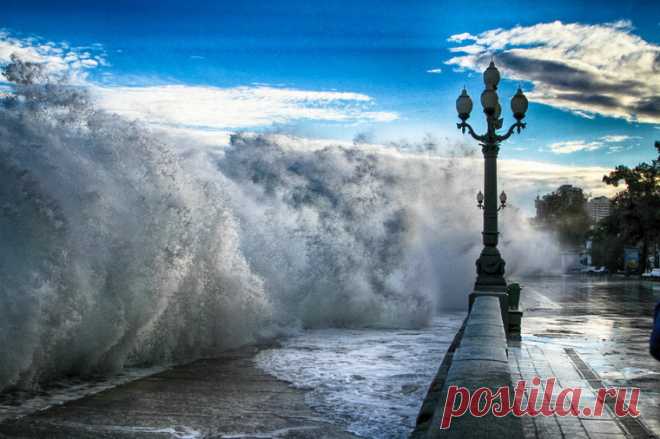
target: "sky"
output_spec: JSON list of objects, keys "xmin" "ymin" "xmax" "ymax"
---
[{"xmin": 1, "ymin": 0, "xmax": 659, "ymax": 207}]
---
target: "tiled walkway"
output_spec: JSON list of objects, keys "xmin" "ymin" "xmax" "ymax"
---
[
  {"xmin": 509, "ymin": 342, "xmax": 631, "ymax": 439},
  {"xmin": 508, "ymin": 276, "xmax": 660, "ymax": 439}
]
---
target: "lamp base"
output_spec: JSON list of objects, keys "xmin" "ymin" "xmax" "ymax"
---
[{"xmin": 474, "ymin": 246, "xmax": 507, "ymax": 292}]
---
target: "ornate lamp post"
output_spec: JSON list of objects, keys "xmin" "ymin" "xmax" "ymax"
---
[{"xmin": 456, "ymin": 61, "xmax": 528, "ymax": 293}]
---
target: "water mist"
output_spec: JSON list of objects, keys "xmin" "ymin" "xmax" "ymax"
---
[{"xmin": 0, "ymin": 58, "xmax": 560, "ymax": 392}]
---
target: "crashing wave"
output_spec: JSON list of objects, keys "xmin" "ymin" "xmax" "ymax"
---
[{"xmin": 0, "ymin": 58, "xmax": 559, "ymax": 391}]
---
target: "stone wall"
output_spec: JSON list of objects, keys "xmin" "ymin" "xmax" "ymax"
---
[{"xmin": 411, "ymin": 296, "xmax": 523, "ymax": 438}]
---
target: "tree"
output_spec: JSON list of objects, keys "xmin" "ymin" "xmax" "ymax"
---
[
  {"xmin": 602, "ymin": 141, "xmax": 660, "ymax": 273},
  {"xmin": 589, "ymin": 213, "xmax": 625, "ymax": 272},
  {"xmin": 535, "ymin": 184, "xmax": 591, "ymax": 248}
]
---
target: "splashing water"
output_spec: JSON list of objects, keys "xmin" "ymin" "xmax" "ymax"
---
[
  {"xmin": 256, "ymin": 314, "xmax": 466, "ymax": 438},
  {"xmin": 0, "ymin": 59, "xmax": 561, "ymax": 392}
]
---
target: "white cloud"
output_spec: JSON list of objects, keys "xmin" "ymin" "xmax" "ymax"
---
[
  {"xmin": 606, "ymin": 145, "xmax": 629, "ymax": 154},
  {"xmin": 0, "ymin": 32, "xmax": 397, "ymax": 136},
  {"xmin": 448, "ymin": 44, "xmax": 484, "ymax": 55},
  {"xmin": 359, "ymin": 111, "xmax": 399, "ymax": 122},
  {"xmin": 548, "ymin": 140, "xmax": 603, "ymax": 154},
  {"xmin": 92, "ymin": 84, "xmax": 398, "ymax": 134},
  {"xmin": 571, "ymin": 110, "xmax": 595, "ymax": 120},
  {"xmin": 448, "ymin": 32, "xmax": 475, "ymax": 43},
  {"xmin": 498, "ymin": 158, "xmax": 619, "ymax": 199},
  {"xmin": 80, "ymin": 59, "xmax": 99, "ymax": 67},
  {"xmin": 599, "ymin": 134, "xmax": 639, "ymax": 143},
  {"xmin": 446, "ymin": 20, "xmax": 660, "ymax": 123},
  {"xmin": 426, "ymin": 68, "xmax": 443, "ymax": 74}
]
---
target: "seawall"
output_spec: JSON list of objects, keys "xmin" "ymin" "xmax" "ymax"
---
[{"xmin": 411, "ymin": 295, "xmax": 523, "ymax": 438}]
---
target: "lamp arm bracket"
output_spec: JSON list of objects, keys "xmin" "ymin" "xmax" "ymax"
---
[
  {"xmin": 456, "ymin": 121, "xmax": 486, "ymax": 142},
  {"xmin": 495, "ymin": 121, "xmax": 526, "ymax": 142}
]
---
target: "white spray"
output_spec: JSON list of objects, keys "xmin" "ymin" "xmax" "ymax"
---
[{"xmin": 0, "ymin": 59, "xmax": 560, "ymax": 392}]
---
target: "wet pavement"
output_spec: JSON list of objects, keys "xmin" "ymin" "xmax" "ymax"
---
[
  {"xmin": 511, "ymin": 276, "xmax": 660, "ymax": 438},
  {"xmin": 0, "ymin": 347, "xmax": 358, "ymax": 439}
]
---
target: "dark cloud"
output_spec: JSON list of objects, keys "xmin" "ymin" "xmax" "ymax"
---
[
  {"xmin": 554, "ymin": 92, "xmax": 622, "ymax": 108},
  {"xmin": 447, "ymin": 21, "xmax": 660, "ymax": 123},
  {"xmin": 635, "ymin": 96, "xmax": 660, "ymax": 118},
  {"xmin": 496, "ymin": 52, "xmax": 645, "ymax": 97}
]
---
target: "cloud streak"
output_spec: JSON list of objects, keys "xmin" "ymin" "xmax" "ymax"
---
[
  {"xmin": 0, "ymin": 32, "xmax": 398, "ymax": 139},
  {"xmin": 600, "ymin": 134, "xmax": 638, "ymax": 143},
  {"xmin": 447, "ymin": 20, "xmax": 660, "ymax": 123},
  {"xmin": 93, "ymin": 85, "xmax": 398, "ymax": 136},
  {"xmin": 546, "ymin": 134, "xmax": 643, "ymax": 154},
  {"xmin": 549, "ymin": 140, "xmax": 603, "ymax": 154},
  {"xmin": 473, "ymin": 156, "xmax": 616, "ymax": 199}
]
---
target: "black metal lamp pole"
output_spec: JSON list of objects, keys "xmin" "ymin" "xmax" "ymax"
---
[{"xmin": 455, "ymin": 61, "xmax": 528, "ymax": 293}]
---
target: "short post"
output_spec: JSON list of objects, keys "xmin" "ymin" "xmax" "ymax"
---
[{"xmin": 506, "ymin": 283, "xmax": 523, "ymax": 336}]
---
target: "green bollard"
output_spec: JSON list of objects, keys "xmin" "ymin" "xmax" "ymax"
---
[
  {"xmin": 506, "ymin": 283, "xmax": 523, "ymax": 336},
  {"xmin": 506, "ymin": 283, "xmax": 521, "ymax": 310}
]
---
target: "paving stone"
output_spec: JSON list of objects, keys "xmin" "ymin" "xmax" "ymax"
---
[
  {"xmin": 581, "ymin": 419, "xmax": 625, "ymax": 435},
  {"xmin": 533, "ymin": 416, "xmax": 563, "ymax": 439},
  {"xmin": 521, "ymin": 416, "xmax": 537, "ymax": 439},
  {"xmin": 506, "ymin": 311, "xmax": 637, "ymax": 439}
]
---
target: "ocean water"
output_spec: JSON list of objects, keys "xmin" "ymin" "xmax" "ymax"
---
[{"xmin": 256, "ymin": 313, "xmax": 465, "ymax": 439}]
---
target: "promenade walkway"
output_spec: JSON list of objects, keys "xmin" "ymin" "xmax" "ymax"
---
[
  {"xmin": 413, "ymin": 277, "xmax": 658, "ymax": 439},
  {"xmin": 510, "ymin": 277, "xmax": 659, "ymax": 439}
]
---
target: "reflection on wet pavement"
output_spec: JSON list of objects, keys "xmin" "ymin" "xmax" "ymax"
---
[{"xmin": 513, "ymin": 276, "xmax": 660, "ymax": 437}]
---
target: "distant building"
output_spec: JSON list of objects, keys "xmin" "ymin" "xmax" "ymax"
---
[
  {"xmin": 587, "ymin": 196, "xmax": 611, "ymax": 223},
  {"xmin": 534, "ymin": 195, "xmax": 545, "ymax": 221}
]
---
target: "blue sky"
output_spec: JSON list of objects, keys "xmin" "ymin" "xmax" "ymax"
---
[{"xmin": 1, "ymin": 0, "xmax": 659, "ymax": 172}]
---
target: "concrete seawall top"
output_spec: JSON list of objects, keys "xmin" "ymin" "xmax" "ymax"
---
[{"xmin": 411, "ymin": 295, "xmax": 523, "ymax": 438}]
